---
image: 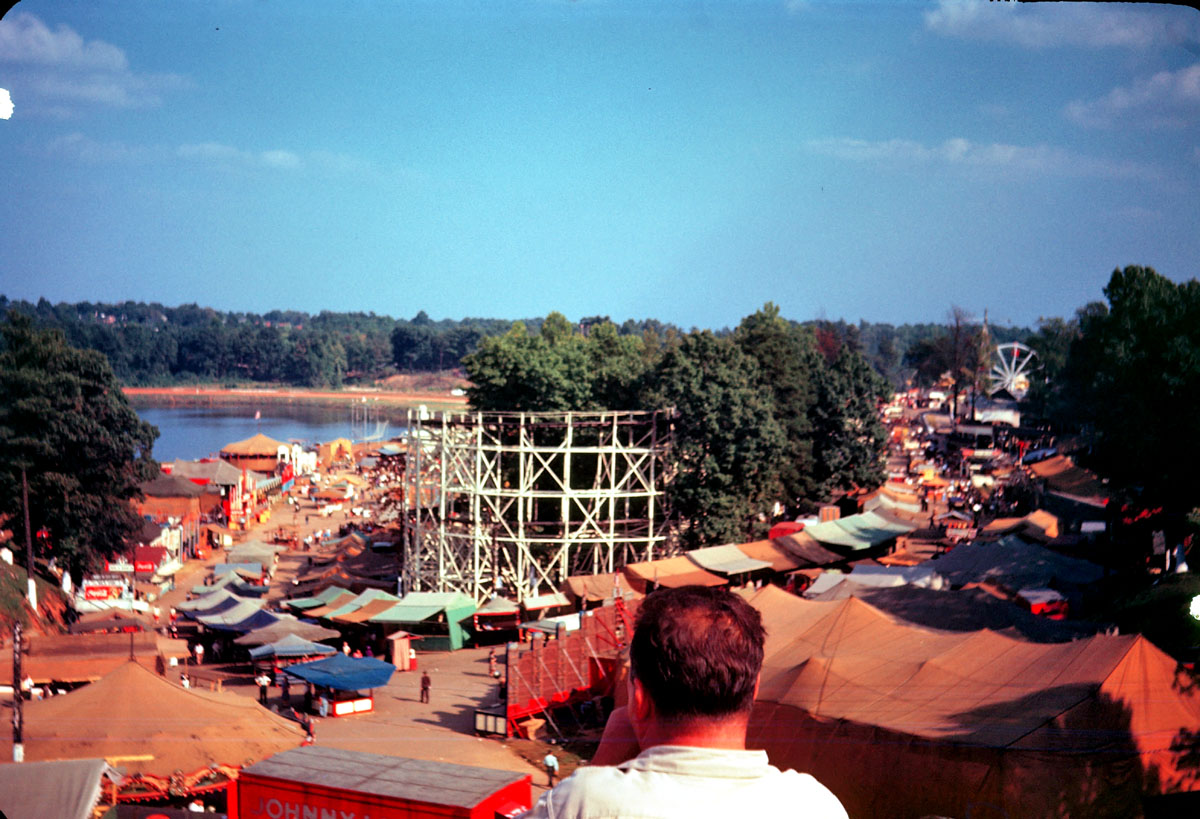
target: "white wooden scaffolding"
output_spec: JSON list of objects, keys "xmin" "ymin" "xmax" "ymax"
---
[{"xmin": 401, "ymin": 409, "xmax": 674, "ymax": 603}]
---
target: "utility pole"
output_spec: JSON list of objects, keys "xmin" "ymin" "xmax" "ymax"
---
[
  {"xmin": 11, "ymin": 622, "xmax": 24, "ymax": 762},
  {"xmin": 22, "ymin": 468, "xmax": 36, "ymax": 612}
]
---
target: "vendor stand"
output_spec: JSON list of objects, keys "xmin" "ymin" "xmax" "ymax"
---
[{"xmin": 285, "ymin": 653, "xmax": 395, "ymax": 717}]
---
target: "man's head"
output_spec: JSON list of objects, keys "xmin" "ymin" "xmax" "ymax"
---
[{"xmin": 629, "ymin": 585, "xmax": 765, "ymax": 722}]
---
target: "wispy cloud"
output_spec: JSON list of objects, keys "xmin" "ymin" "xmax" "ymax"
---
[
  {"xmin": 1067, "ymin": 62, "xmax": 1200, "ymax": 129},
  {"xmin": 178, "ymin": 142, "xmax": 306, "ymax": 170},
  {"xmin": 806, "ymin": 136, "xmax": 1157, "ymax": 180},
  {"xmin": 0, "ymin": 12, "xmax": 186, "ymax": 113},
  {"xmin": 46, "ymin": 132, "xmax": 165, "ymax": 163},
  {"xmin": 924, "ymin": 0, "xmax": 1190, "ymax": 50}
]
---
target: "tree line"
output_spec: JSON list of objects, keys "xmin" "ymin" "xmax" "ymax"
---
[{"xmin": 0, "ymin": 295, "xmax": 1031, "ymax": 390}]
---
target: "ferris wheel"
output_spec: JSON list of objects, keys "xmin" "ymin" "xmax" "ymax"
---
[{"xmin": 989, "ymin": 342, "xmax": 1037, "ymax": 399}]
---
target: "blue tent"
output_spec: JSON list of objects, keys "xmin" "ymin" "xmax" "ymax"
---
[{"xmin": 285, "ymin": 653, "xmax": 396, "ymax": 691}]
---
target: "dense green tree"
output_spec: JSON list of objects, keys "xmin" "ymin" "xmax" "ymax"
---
[
  {"xmin": 289, "ymin": 330, "xmax": 347, "ymax": 388},
  {"xmin": 735, "ymin": 304, "xmax": 821, "ymax": 514},
  {"xmin": 0, "ymin": 312, "xmax": 160, "ymax": 578},
  {"xmin": 463, "ymin": 315, "xmax": 596, "ymax": 411},
  {"xmin": 810, "ymin": 344, "xmax": 890, "ymax": 495},
  {"xmin": 640, "ymin": 331, "xmax": 785, "ymax": 547},
  {"xmin": 1021, "ymin": 316, "xmax": 1079, "ymax": 423},
  {"xmin": 585, "ymin": 320, "xmax": 647, "ymax": 409},
  {"xmin": 1061, "ymin": 266, "xmax": 1200, "ymax": 511}
]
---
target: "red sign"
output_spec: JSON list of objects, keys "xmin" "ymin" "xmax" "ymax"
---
[
  {"xmin": 85, "ymin": 585, "xmax": 122, "ymax": 600},
  {"xmin": 134, "ymin": 560, "xmax": 156, "ymax": 573}
]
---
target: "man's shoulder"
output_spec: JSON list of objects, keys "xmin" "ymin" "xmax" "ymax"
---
[{"xmin": 523, "ymin": 752, "xmax": 847, "ymax": 819}]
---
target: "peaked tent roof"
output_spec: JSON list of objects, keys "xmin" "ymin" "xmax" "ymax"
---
[
  {"xmin": 286, "ymin": 653, "xmax": 396, "ymax": 691},
  {"xmin": 0, "ymin": 661, "xmax": 303, "ymax": 776},
  {"xmin": 737, "ymin": 540, "xmax": 803, "ymax": 573},
  {"xmin": 329, "ymin": 596, "xmax": 405, "ymax": 624},
  {"xmin": 368, "ymin": 591, "xmax": 477, "ymax": 624},
  {"xmin": 176, "ymin": 588, "xmax": 261, "ymax": 613},
  {"xmin": 0, "ymin": 758, "xmax": 118, "ymax": 819},
  {"xmin": 686, "ymin": 544, "xmax": 773, "ymax": 575},
  {"xmin": 195, "ymin": 599, "xmax": 275, "ymax": 630},
  {"xmin": 802, "ymin": 583, "xmax": 1101, "ymax": 642},
  {"xmin": 220, "ymin": 432, "xmax": 288, "ymax": 456},
  {"xmin": 522, "ymin": 591, "xmax": 571, "ymax": 611},
  {"xmin": 233, "ymin": 615, "xmax": 341, "ymax": 647},
  {"xmin": 747, "ymin": 585, "xmax": 1200, "ymax": 817},
  {"xmin": 286, "ymin": 585, "xmax": 354, "ymax": 610},
  {"xmin": 770, "ymin": 531, "xmax": 846, "ymax": 568},
  {"xmin": 168, "ymin": 458, "xmax": 244, "ymax": 486},
  {"xmin": 140, "ymin": 471, "xmax": 207, "ymax": 498},
  {"xmin": 321, "ymin": 587, "xmax": 401, "ymax": 620},
  {"xmin": 249, "ymin": 632, "xmax": 340, "ymax": 660},
  {"xmin": 804, "ymin": 564, "xmax": 943, "ymax": 597},
  {"xmin": 563, "ymin": 572, "xmax": 643, "ymax": 603},
  {"xmin": 474, "ymin": 596, "xmax": 521, "ymax": 615},
  {"xmin": 191, "ymin": 571, "xmax": 268, "ymax": 598},
  {"xmin": 931, "ymin": 534, "xmax": 1105, "ymax": 590},
  {"xmin": 623, "ymin": 555, "xmax": 726, "ymax": 590},
  {"xmin": 803, "ymin": 510, "xmax": 916, "ymax": 551}
]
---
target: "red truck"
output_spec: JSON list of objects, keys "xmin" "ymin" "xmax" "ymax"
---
[{"xmin": 234, "ymin": 746, "xmax": 531, "ymax": 819}]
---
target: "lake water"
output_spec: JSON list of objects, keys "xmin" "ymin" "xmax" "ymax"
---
[{"xmin": 134, "ymin": 404, "xmax": 407, "ymax": 462}]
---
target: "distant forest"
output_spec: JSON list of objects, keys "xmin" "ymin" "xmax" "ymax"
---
[{"xmin": 0, "ymin": 295, "xmax": 1032, "ymax": 390}]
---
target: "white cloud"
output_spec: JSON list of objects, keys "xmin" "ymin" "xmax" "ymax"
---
[
  {"xmin": 261, "ymin": 149, "xmax": 302, "ymax": 169},
  {"xmin": 177, "ymin": 142, "xmax": 246, "ymax": 162},
  {"xmin": 0, "ymin": 88, "xmax": 12, "ymax": 119},
  {"xmin": 178, "ymin": 142, "xmax": 311, "ymax": 171},
  {"xmin": 806, "ymin": 136, "xmax": 1156, "ymax": 180},
  {"xmin": 1067, "ymin": 62, "xmax": 1200, "ymax": 128},
  {"xmin": 0, "ymin": 12, "xmax": 127, "ymax": 70},
  {"xmin": 0, "ymin": 12, "xmax": 185, "ymax": 112},
  {"xmin": 46, "ymin": 131, "xmax": 162, "ymax": 162},
  {"xmin": 924, "ymin": 0, "xmax": 1188, "ymax": 50}
]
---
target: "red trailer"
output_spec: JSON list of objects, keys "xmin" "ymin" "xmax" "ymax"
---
[{"xmin": 235, "ymin": 746, "xmax": 531, "ymax": 819}]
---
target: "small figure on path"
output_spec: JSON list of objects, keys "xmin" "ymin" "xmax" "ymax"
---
[
  {"xmin": 281, "ymin": 673, "xmax": 291, "ymax": 704},
  {"xmin": 420, "ymin": 670, "xmax": 431, "ymax": 704},
  {"xmin": 180, "ymin": 671, "xmax": 190, "ymax": 689},
  {"xmin": 488, "ymin": 647, "xmax": 497, "ymax": 678},
  {"xmin": 543, "ymin": 751, "xmax": 559, "ymax": 786},
  {"xmin": 256, "ymin": 671, "xmax": 271, "ymax": 705},
  {"xmin": 342, "ymin": 641, "xmax": 350, "ymax": 655},
  {"xmin": 193, "ymin": 643, "xmax": 204, "ymax": 666}
]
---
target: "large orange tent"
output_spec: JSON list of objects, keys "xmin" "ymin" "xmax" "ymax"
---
[
  {"xmin": 747, "ymin": 585, "xmax": 1200, "ymax": 818},
  {"xmin": 0, "ymin": 661, "xmax": 304, "ymax": 801}
]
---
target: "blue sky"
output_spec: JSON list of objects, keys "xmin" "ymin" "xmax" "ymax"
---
[{"xmin": 1, "ymin": 1, "xmax": 1197, "ymax": 330}]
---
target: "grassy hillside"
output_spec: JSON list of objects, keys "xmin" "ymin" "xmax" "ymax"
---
[{"xmin": 0, "ymin": 560, "xmax": 71, "ymax": 636}]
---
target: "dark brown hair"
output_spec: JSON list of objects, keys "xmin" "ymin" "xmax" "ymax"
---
[{"xmin": 629, "ymin": 585, "xmax": 765, "ymax": 720}]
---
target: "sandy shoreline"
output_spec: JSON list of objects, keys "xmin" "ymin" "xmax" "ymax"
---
[{"xmin": 124, "ymin": 385, "xmax": 470, "ymax": 411}]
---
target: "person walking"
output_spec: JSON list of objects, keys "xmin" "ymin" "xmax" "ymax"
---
[
  {"xmin": 543, "ymin": 750, "xmax": 559, "ymax": 787},
  {"xmin": 420, "ymin": 670, "xmax": 431, "ymax": 704},
  {"xmin": 281, "ymin": 673, "xmax": 291, "ymax": 705},
  {"xmin": 488, "ymin": 647, "xmax": 497, "ymax": 678},
  {"xmin": 256, "ymin": 671, "xmax": 271, "ymax": 706}
]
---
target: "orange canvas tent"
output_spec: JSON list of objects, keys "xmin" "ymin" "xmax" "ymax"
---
[
  {"xmin": 747, "ymin": 586, "xmax": 1200, "ymax": 817},
  {"xmin": 0, "ymin": 661, "xmax": 303, "ymax": 800}
]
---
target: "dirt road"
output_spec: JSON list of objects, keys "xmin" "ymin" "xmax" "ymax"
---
[{"xmin": 124, "ymin": 385, "xmax": 469, "ymax": 409}]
